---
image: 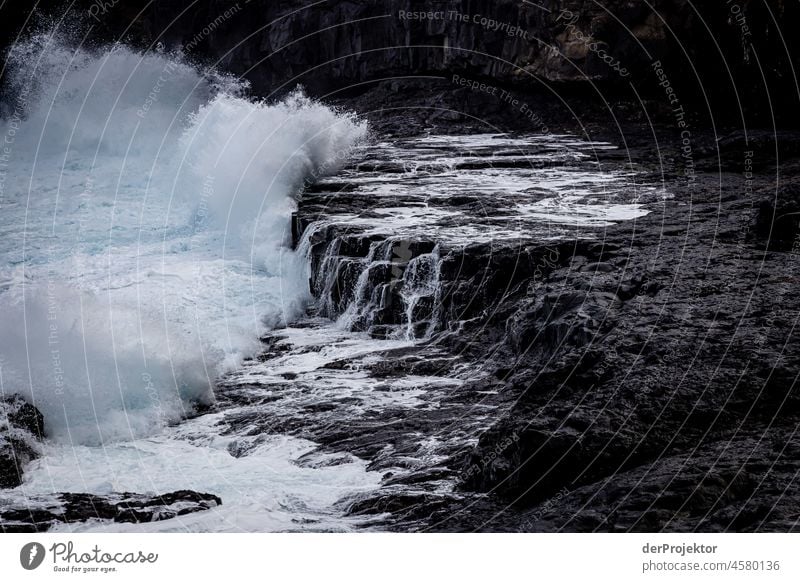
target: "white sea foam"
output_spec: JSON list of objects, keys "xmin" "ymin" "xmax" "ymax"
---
[
  {"xmin": 0, "ymin": 34, "xmax": 367, "ymax": 444},
  {"xmin": 13, "ymin": 428, "xmax": 383, "ymax": 533}
]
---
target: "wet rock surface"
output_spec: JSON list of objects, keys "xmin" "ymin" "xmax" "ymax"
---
[
  {"xmin": 0, "ymin": 490, "xmax": 222, "ymax": 533},
  {"xmin": 0, "ymin": 395, "xmax": 43, "ymax": 489},
  {"xmin": 215, "ymin": 320, "xmax": 504, "ymax": 517},
  {"xmin": 271, "ymin": 124, "xmax": 800, "ymax": 531},
  {"xmin": 443, "ymin": 164, "xmax": 800, "ymax": 530},
  {"xmin": 3, "ymin": 122, "xmax": 798, "ymax": 532}
]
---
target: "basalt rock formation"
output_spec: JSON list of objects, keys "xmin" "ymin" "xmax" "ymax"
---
[
  {"xmin": 0, "ymin": 395, "xmax": 44, "ymax": 489},
  {"xmin": 2, "ymin": 1, "xmax": 798, "ymax": 124},
  {"xmin": 0, "ymin": 490, "xmax": 223, "ymax": 532},
  {"xmin": 287, "ymin": 127, "xmax": 800, "ymax": 531}
]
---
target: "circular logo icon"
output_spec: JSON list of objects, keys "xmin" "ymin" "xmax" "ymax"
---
[{"xmin": 20, "ymin": 542, "xmax": 46, "ymax": 570}]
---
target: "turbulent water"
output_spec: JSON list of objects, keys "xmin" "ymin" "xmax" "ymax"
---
[
  {"xmin": 0, "ymin": 35, "xmax": 367, "ymax": 445},
  {"xmin": 1, "ymin": 35, "xmax": 661, "ymax": 532}
]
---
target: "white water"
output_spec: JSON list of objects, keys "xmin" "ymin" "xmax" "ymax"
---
[
  {"xmin": 0, "ymin": 34, "xmax": 368, "ymax": 445},
  {"xmin": 16, "ymin": 428, "xmax": 383, "ymax": 532},
  {"xmin": 0, "ymin": 35, "xmax": 662, "ymax": 533},
  {"xmin": 7, "ymin": 322, "xmax": 421, "ymax": 532}
]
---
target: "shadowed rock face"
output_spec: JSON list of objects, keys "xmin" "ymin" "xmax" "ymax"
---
[
  {"xmin": 438, "ymin": 163, "xmax": 800, "ymax": 531},
  {"xmin": 2, "ymin": 1, "xmax": 798, "ymax": 124},
  {"xmin": 514, "ymin": 430, "xmax": 800, "ymax": 532},
  {"xmin": 0, "ymin": 395, "xmax": 44, "ymax": 489}
]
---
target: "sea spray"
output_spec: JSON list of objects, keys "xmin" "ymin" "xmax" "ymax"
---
[{"xmin": 0, "ymin": 34, "xmax": 368, "ymax": 444}]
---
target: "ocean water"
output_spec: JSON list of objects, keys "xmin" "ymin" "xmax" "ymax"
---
[
  {"xmin": 0, "ymin": 34, "xmax": 367, "ymax": 445},
  {"xmin": 1, "ymin": 34, "xmax": 660, "ymax": 532}
]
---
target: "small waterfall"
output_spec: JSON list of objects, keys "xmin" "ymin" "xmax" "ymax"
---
[
  {"xmin": 315, "ymin": 237, "xmax": 344, "ymax": 316},
  {"xmin": 399, "ymin": 246, "xmax": 441, "ymax": 340},
  {"xmin": 299, "ymin": 228, "xmax": 444, "ymax": 340},
  {"xmin": 334, "ymin": 241, "xmax": 387, "ymax": 330}
]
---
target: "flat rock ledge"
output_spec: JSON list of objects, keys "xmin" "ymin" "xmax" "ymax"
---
[{"xmin": 0, "ymin": 490, "xmax": 222, "ymax": 532}]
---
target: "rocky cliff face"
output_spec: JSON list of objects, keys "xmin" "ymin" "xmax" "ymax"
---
[
  {"xmin": 139, "ymin": 0, "xmax": 797, "ymax": 114},
  {"xmin": 3, "ymin": 1, "xmax": 798, "ymax": 124}
]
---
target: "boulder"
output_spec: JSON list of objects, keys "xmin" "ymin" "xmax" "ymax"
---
[{"xmin": 0, "ymin": 395, "xmax": 44, "ymax": 489}]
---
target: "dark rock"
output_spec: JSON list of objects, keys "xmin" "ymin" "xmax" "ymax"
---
[
  {"xmin": 289, "ymin": 123, "xmax": 800, "ymax": 532},
  {"xmin": 3, "ymin": 0, "xmax": 798, "ymax": 128},
  {"xmin": 0, "ymin": 490, "xmax": 222, "ymax": 532},
  {"xmin": 512, "ymin": 430, "xmax": 800, "ymax": 532},
  {"xmin": 752, "ymin": 178, "xmax": 800, "ymax": 251},
  {"xmin": 0, "ymin": 395, "xmax": 44, "ymax": 489},
  {"xmin": 344, "ymin": 491, "xmax": 451, "ymax": 519}
]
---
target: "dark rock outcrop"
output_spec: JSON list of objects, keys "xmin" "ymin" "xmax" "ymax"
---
[
  {"xmin": 0, "ymin": 490, "xmax": 222, "ymax": 532},
  {"xmin": 514, "ymin": 429, "xmax": 800, "ymax": 532},
  {"xmin": 441, "ymin": 169, "xmax": 800, "ymax": 530},
  {"xmin": 286, "ymin": 126, "xmax": 800, "ymax": 531},
  {"xmin": 3, "ymin": 1, "xmax": 799, "ymax": 125},
  {"xmin": 752, "ymin": 179, "xmax": 800, "ymax": 252},
  {"xmin": 0, "ymin": 395, "xmax": 44, "ymax": 489}
]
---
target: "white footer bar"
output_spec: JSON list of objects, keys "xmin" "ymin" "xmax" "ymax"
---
[{"xmin": 1, "ymin": 533, "xmax": 795, "ymax": 581}]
